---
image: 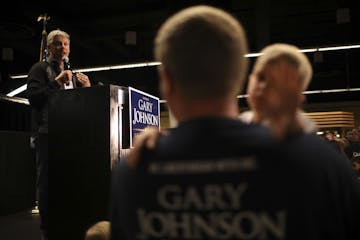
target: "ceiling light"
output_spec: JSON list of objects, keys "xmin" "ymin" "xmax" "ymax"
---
[
  {"xmin": 6, "ymin": 43, "xmax": 360, "ymax": 96},
  {"xmin": 6, "ymin": 84, "xmax": 27, "ymax": 97}
]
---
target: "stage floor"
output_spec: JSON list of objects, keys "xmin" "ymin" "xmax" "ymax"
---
[{"xmin": 0, "ymin": 209, "xmax": 41, "ymax": 240}]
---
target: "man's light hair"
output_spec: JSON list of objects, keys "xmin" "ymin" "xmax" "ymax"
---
[
  {"xmin": 254, "ymin": 43, "xmax": 313, "ymax": 91},
  {"xmin": 85, "ymin": 221, "xmax": 110, "ymax": 240},
  {"xmin": 154, "ymin": 5, "xmax": 249, "ymax": 100},
  {"xmin": 47, "ymin": 29, "xmax": 70, "ymax": 46}
]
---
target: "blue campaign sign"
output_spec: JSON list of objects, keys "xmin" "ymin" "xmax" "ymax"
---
[{"xmin": 129, "ymin": 87, "xmax": 160, "ymax": 147}]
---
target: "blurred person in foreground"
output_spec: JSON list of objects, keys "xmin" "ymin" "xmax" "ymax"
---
[
  {"xmin": 239, "ymin": 43, "xmax": 317, "ymax": 139},
  {"xmin": 238, "ymin": 42, "xmax": 360, "ymax": 237},
  {"xmin": 27, "ymin": 29, "xmax": 91, "ymax": 240},
  {"xmin": 110, "ymin": 5, "xmax": 360, "ymax": 240}
]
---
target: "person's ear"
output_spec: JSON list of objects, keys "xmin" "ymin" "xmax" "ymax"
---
[
  {"xmin": 299, "ymin": 93, "xmax": 306, "ymax": 106},
  {"xmin": 158, "ymin": 66, "xmax": 174, "ymax": 100}
]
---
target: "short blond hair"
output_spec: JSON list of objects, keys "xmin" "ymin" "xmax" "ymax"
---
[
  {"xmin": 47, "ymin": 29, "xmax": 70, "ymax": 46},
  {"xmin": 85, "ymin": 221, "xmax": 110, "ymax": 240},
  {"xmin": 253, "ymin": 43, "xmax": 313, "ymax": 91},
  {"xmin": 154, "ymin": 5, "xmax": 249, "ymax": 100}
]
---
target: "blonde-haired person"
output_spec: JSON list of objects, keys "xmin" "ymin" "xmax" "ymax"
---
[
  {"xmin": 239, "ymin": 43, "xmax": 317, "ymax": 139},
  {"xmin": 27, "ymin": 29, "xmax": 91, "ymax": 240}
]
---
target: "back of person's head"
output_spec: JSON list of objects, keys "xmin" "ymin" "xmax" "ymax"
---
[
  {"xmin": 254, "ymin": 43, "xmax": 313, "ymax": 91},
  {"xmin": 154, "ymin": 5, "xmax": 249, "ymax": 100},
  {"xmin": 47, "ymin": 29, "xmax": 70, "ymax": 45},
  {"xmin": 84, "ymin": 221, "xmax": 110, "ymax": 240}
]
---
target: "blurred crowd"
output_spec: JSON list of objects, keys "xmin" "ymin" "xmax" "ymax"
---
[{"xmin": 323, "ymin": 127, "xmax": 360, "ymax": 179}]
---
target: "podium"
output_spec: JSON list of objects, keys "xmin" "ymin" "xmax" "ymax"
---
[
  {"xmin": 47, "ymin": 84, "xmax": 160, "ymax": 239},
  {"xmin": 48, "ymin": 84, "xmax": 116, "ymax": 239}
]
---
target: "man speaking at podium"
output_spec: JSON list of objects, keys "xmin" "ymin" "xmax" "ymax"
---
[{"xmin": 26, "ymin": 29, "xmax": 91, "ymax": 240}]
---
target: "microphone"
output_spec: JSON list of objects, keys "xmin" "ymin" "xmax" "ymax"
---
[
  {"xmin": 63, "ymin": 57, "xmax": 73, "ymax": 87},
  {"xmin": 63, "ymin": 56, "xmax": 71, "ymax": 70}
]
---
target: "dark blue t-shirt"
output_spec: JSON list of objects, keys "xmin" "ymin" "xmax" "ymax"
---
[{"xmin": 110, "ymin": 117, "xmax": 360, "ymax": 240}]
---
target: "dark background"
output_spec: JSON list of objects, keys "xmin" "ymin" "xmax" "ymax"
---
[{"xmin": 0, "ymin": 0, "xmax": 359, "ymax": 102}]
